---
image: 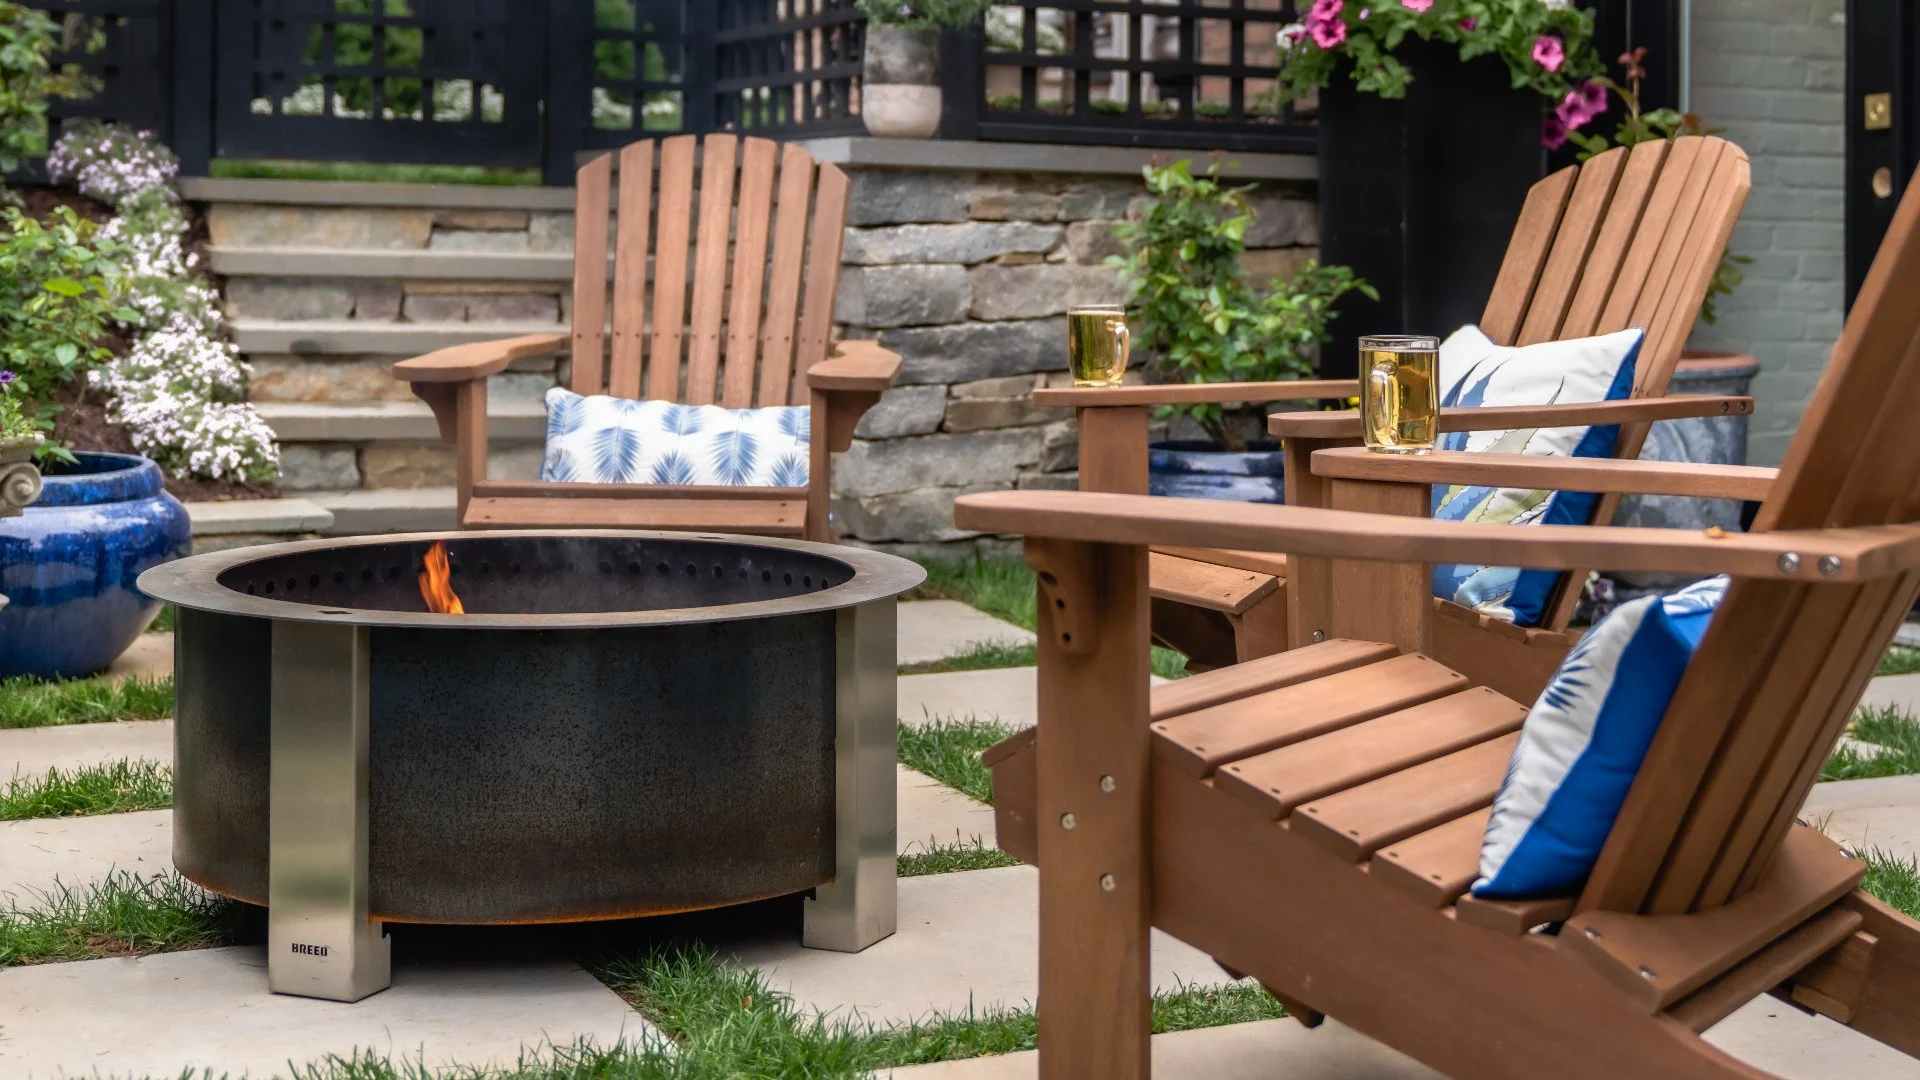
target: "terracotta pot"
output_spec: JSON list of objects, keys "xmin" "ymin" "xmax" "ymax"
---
[{"xmin": 863, "ymin": 25, "xmax": 942, "ymax": 138}]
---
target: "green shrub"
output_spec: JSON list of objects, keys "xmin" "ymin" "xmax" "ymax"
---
[
  {"xmin": 0, "ymin": 206, "xmax": 130, "ymax": 456},
  {"xmin": 0, "ymin": 3, "xmax": 99, "ymax": 172},
  {"xmin": 858, "ymin": 0, "xmax": 992, "ymax": 29},
  {"xmin": 1111, "ymin": 160, "xmax": 1374, "ymax": 450}
]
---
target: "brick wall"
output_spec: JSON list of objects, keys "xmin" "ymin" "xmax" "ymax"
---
[{"xmin": 1686, "ymin": 0, "xmax": 1846, "ymax": 465}]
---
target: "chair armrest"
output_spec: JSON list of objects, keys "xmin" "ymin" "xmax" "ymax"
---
[
  {"xmin": 951, "ymin": 490, "xmax": 1920, "ymax": 583},
  {"xmin": 1033, "ymin": 379, "xmax": 1358, "ymax": 409},
  {"xmin": 392, "ymin": 332, "xmax": 571, "ymax": 384},
  {"xmin": 1268, "ymin": 396, "xmax": 1755, "ymax": 440},
  {"xmin": 1311, "ymin": 448, "xmax": 1778, "ymax": 501},
  {"xmin": 807, "ymin": 340, "xmax": 902, "ymax": 392}
]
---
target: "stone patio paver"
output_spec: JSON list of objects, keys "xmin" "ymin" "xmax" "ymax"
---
[
  {"xmin": 1, "ymin": 719, "xmax": 173, "ymax": 780},
  {"xmin": 106, "ymin": 632, "xmax": 173, "ymax": 681},
  {"xmin": 727, "ymin": 864, "xmax": 1236, "ymax": 1028},
  {"xmin": 1803, "ymin": 774, "xmax": 1920, "ymax": 860},
  {"xmin": 896, "ymin": 601, "xmax": 1035, "ymax": 666},
  {"xmin": 2, "ymin": 810, "xmax": 173, "ymax": 909},
  {"xmin": 879, "ymin": 998, "xmax": 1920, "ymax": 1080},
  {"xmin": 1861, "ymin": 673, "xmax": 1920, "ymax": 713},
  {"xmin": 0, "ymin": 946, "xmax": 647, "ymax": 1079},
  {"xmin": 897, "ymin": 764, "xmax": 996, "ymax": 855}
]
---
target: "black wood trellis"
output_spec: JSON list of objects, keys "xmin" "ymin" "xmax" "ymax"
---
[
  {"xmin": 714, "ymin": 0, "xmax": 866, "ymax": 139},
  {"xmin": 26, "ymin": 0, "xmax": 176, "ymax": 177}
]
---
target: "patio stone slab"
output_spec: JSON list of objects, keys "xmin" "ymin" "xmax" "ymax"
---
[
  {"xmin": 0, "ymin": 946, "xmax": 646, "ymax": 1079},
  {"xmin": 1861, "ymin": 673, "xmax": 1920, "ymax": 714},
  {"xmin": 726, "ymin": 864, "xmax": 1235, "ymax": 1028},
  {"xmin": 879, "ymin": 998, "xmax": 1920, "ymax": 1080},
  {"xmin": 897, "ymin": 764, "xmax": 996, "ymax": 855},
  {"xmin": 1, "ymin": 719, "xmax": 172, "ymax": 781},
  {"xmin": 896, "ymin": 601, "xmax": 1034, "ymax": 666},
  {"xmin": 106, "ymin": 632, "xmax": 174, "ymax": 681},
  {"xmin": 1803, "ymin": 774, "xmax": 1920, "ymax": 859},
  {"xmin": 1, "ymin": 810, "xmax": 172, "ymax": 909}
]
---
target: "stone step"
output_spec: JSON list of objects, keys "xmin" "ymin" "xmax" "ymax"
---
[
  {"xmin": 257, "ymin": 399, "xmax": 547, "ymax": 443},
  {"xmin": 185, "ymin": 496, "xmax": 334, "ymax": 538},
  {"xmin": 232, "ymin": 318, "xmax": 568, "ymax": 356},
  {"xmin": 313, "ymin": 487, "xmax": 458, "ymax": 534},
  {"xmin": 211, "ymin": 245, "xmax": 575, "ymax": 282}
]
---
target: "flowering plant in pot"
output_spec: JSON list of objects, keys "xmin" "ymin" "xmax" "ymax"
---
[
  {"xmin": 856, "ymin": 0, "xmax": 991, "ymax": 138},
  {"xmin": 1110, "ymin": 160, "xmax": 1373, "ymax": 503}
]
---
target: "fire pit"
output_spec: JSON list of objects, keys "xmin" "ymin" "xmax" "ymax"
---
[{"xmin": 138, "ymin": 530, "xmax": 923, "ymax": 1002}]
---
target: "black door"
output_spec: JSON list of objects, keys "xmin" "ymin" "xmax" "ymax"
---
[{"xmin": 1845, "ymin": 1, "xmax": 1920, "ymax": 307}]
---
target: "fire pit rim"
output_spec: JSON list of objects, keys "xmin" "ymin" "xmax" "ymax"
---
[{"xmin": 138, "ymin": 529, "xmax": 926, "ymax": 631}]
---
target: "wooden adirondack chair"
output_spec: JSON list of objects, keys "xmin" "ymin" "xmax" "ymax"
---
[
  {"xmin": 946, "ymin": 160, "xmax": 1920, "ymax": 1080},
  {"xmin": 1052, "ymin": 137, "xmax": 1751, "ymax": 702},
  {"xmin": 393, "ymin": 134, "xmax": 899, "ymax": 540}
]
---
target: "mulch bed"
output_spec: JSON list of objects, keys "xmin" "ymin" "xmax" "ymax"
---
[{"xmin": 15, "ymin": 186, "xmax": 277, "ymax": 503}]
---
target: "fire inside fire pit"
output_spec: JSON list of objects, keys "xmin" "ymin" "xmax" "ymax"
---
[{"xmin": 140, "ymin": 530, "xmax": 921, "ymax": 1001}]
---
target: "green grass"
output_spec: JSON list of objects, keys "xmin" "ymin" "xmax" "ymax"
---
[
  {"xmin": 1862, "ymin": 848, "xmax": 1920, "ymax": 919},
  {"xmin": 898, "ymin": 716, "xmax": 1016, "ymax": 805},
  {"xmin": 909, "ymin": 556, "xmax": 1190, "ymax": 678},
  {"xmin": 0, "ymin": 675, "xmax": 174, "ymax": 729},
  {"xmin": 0, "ymin": 759, "xmax": 173, "ymax": 820},
  {"xmin": 1821, "ymin": 705, "xmax": 1920, "ymax": 781},
  {"xmin": 0, "ymin": 870, "xmax": 250, "ymax": 968},
  {"xmin": 1880, "ymin": 645, "xmax": 1920, "ymax": 676},
  {"xmin": 899, "ymin": 640, "xmax": 1037, "ymax": 676},
  {"xmin": 208, "ymin": 159, "xmax": 540, "ymax": 186},
  {"xmin": 149, "ymin": 603, "xmax": 175, "ymax": 635},
  {"xmin": 898, "ymin": 838, "xmax": 1019, "ymax": 877}
]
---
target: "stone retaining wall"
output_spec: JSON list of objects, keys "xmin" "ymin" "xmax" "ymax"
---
[{"xmin": 826, "ymin": 163, "xmax": 1318, "ymax": 556}]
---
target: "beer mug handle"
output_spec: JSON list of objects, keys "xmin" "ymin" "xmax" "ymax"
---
[
  {"xmin": 1112, "ymin": 318, "xmax": 1130, "ymax": 361},
  {"xmin": 1365, "ymin": 359, "xmax": 1394, "ymax": 442}
]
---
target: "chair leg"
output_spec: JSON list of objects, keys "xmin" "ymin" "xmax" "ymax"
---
[
  {"xmin": 1812, "ymin": 890, "xmax": 1920, "ymax": 1058},
  {"xmin": 1230, "ymin": 580, "xmax": 1291, "ymax": 663},
  {"xmin": 1149, "ymin": 596, "xmax": 1239, "ymax": 672}
]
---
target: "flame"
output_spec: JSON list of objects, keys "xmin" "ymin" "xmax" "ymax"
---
[{"xmin": 419, "ymin": 541, "xmax": 466, "ymax": 615}]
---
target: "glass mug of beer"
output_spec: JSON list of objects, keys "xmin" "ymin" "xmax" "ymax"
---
[
  {"xmin": 1358, "ymin": 334, "xmax": 1440, "ymax": 454},
  {"xmin": 1068, "ymin": 306, "xmax": 1130, "ymax": 387}
]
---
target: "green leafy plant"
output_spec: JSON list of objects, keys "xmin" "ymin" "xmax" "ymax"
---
[
  {"xmin": 1273, "ymin": 0, "xmax": 1603, "ymax": 129},
  {"xmin": 1110, "ymin": 159, "xmax": 1375, "ymax": 451},
  {"xmin": 857, "ymin": 0, "xmax": 992, "ymax": 30},
  {"xmin": 0, "ymin": 2, "xmax": 100, "ymax": 173},
  {"xmin": 0, "ymin": 205, "xmax": 131, "ymax": 461}
]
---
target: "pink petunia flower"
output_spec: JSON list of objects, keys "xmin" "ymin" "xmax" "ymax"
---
[
  {"xmin": 1532, "ymin": 34, "xmax": 1565, "ymax": 73},
  {"xmin": 1555, "ymin": 81, "xmax": 1609, "ymax": 131},
  {"xmin": 1305, "ymin": 0, "xmax": 1347, "ymax": 48},
  {"xmin": 1540, "ymin": 113, "xmax": 1569, "ymax": 150},
  {"xmin": 1459, "ymin": 17, "xmax": 1477, "ymax": 30},
  {"xmin": 1402, "ymin": 0, "xmax": 1433, "ymax": 11}
]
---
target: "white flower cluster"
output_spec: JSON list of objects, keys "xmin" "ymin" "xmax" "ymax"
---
[{"xmin": 51, "ymin": 124, "xmax": 279, "ymax": 483}]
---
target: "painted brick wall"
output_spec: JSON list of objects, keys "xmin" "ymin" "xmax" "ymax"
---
[{"xmin": 1686, "ymin": 0, "xmax": 1846, "ymax": 465}]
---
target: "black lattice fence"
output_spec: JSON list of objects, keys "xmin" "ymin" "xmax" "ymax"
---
[
  {"xmin": 953, "ymin": 0, "xmax": 1316, "ymax": 152},
  {"xmin": 211, "ymin": 0, "xmax": 546, "ymax": 167},
  {"xmin": 715, "ymin": 0, "xmax": 865, "ymax": 138},
  {"xmin": 25, "ymin": 0, "xmax": 173, "ymax": 171},
  {"xmin": 578, "ymin": 0, "xmax": 700, "ymax": 149}
]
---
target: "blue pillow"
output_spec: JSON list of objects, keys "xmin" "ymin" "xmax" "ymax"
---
[
  {"xmin": 540, "ymin": 388, "xmax": 810, "ymax": 487},
  {"xmin": 1472, "ymin": 575, "xmax": 1728, "ymax": 900},
  {"xmin": 1431, "ymin": 325, "xmax": 1643, "ymax": 626}
]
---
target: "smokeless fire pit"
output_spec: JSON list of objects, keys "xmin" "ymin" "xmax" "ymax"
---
[{"xmin": 139, "ymin": 530, "xmax": 923, "ymax": 1002}]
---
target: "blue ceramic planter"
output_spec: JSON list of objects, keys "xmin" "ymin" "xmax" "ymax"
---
[
  {"xmin": 0, "ymin": 452, "xmax": 190, "ymax": 678},
  {"xmin": 1147, "ymin": 440, "xmax": 1287, "ymax": 504}
]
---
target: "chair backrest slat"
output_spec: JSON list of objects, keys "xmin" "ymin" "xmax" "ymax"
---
[
  {"xmin": 1595, "ymin": 137, "xmax": 1704, "ymax": 336},
  {"xmin": 790, "ymin": 161, "xmax": 850, "ymax": 404},
  {"xmin": 645, "ymin": 135, "xmax": 699, "ymax": 402},
  {"xmin": 1478, "ymin": 168, "xmax": 1575, "ymax": 347},
  {"xmin": 1558, "ymin": 140, "xmax": 1669, "ymax": 339},
  {"xmin": 684, "ymin": 135, "xmax": 740, "ymax": 405},
  {"xmin": 760, "ymin": 143, "xmax": 817, "ymax": 408},
  {"xmin": 1626, "ymin": 139, "xmax": 1738, "ymax": 384},
  {"xmin": 1513, "ymin": 146, "xmax": 1627, "ymax": 347},
  {"xmin": 722, "ymin": 137, "xmax": 780, "ymax": 409},
  {"xmin": 1579, "ymin": 164, "xmax": 1920, "ymax": 917},
  {"xmin": 607, "ymin": 140, "xmax": 654, "ymax": 398},
  {"xmin": 569, "ymin": 152, "xmax": 613, "ymax": 395}
]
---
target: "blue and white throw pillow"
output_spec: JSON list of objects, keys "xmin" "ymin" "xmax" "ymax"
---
[
  {"xmin": 540, "ymin": 387, "xmax": 810, "ymax": 487},
  {"xmin": 1472, "ymin": 575, "xmax": 1728, "ymax": 900},
  {"xmin": 1431, "ymin": 324, "xmax": 1644, "ymax": 626}
]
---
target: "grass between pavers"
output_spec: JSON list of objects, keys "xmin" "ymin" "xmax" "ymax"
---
[
  {"xmin": 0, "ymin": 870, "xmax": 253, "ymax": 968},
  {"xmin": 1822, "ymin": 705, "xmax": 1920, "ymax": 781},
  {"xmin": 1, "ymin": 759, "xmax": 172, "ymax": 820},
  {"xmin": 0, "ymin": 675, "xmax": 174, "ymax": 729},
  {"xmin": 149, "ymin": 603, "xmax": 175, "ymax": 635},
  {"xmin": 1863, "ymin": 849, "xmax": 1920, "ymax": 919},
  {"xmin": 1880, "ymin": 644, "xmax": 1920, "ymax": 676},
  {"xmin": 897, "ymin": 838, "xmax": 1019, "ymax": 878},
  {"xmin": 910, "ymin": 557, "xmax": 1191, "ymax": 679},
  {"xmin": 897, "ymin": 716, "xmax": 1014, "ymax": 806}
]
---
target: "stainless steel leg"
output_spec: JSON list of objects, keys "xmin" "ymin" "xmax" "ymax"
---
[
  {"xmin": 804, "ymin": 598, "xmax": 898, "ymax": 951},
  {"xmin": 268, "ymin": 620, "xmax": 391, "ymax": 1001}
]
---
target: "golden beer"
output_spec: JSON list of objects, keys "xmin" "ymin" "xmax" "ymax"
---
[
  {"xmin": 1359, "ymin": 334, "xmax": 1440, "ymax": 454},
  {"xmin": 1068, "ymin": 306, "xmax": 1130, "ymax": 387}
]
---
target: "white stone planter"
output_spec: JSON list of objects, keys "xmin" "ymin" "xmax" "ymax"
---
[
  {"xmin": 0, "ymin": 437, "xmax": 42, "ymax": 520},
  {"xmin": 863, "ymin": 26, "xmax": 942, "ymax": 139}
]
